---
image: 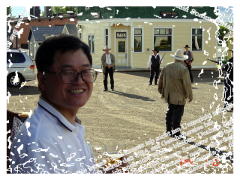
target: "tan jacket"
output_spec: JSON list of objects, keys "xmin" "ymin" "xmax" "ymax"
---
[
  {"xmin": 158, "ymin": 61, "xmax": 193, "ymax": 105},
  {"xmin": 101, "ymin": 53, "xmax": 115, "ymax": 73}
]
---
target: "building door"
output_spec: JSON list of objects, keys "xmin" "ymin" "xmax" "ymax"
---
[{"xmin": 115, "ymin": 31, "xmax": 128, "ymax": 67}]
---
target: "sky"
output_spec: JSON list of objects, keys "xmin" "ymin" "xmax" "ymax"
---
[{"xmin": 10, "ymin": 6, "xmax": 44, "ymax": 17}]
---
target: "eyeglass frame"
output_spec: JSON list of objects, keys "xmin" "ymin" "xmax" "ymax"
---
[{"xmin": 43, "ymin": 68, "xmax": 97, "ymax": 83}]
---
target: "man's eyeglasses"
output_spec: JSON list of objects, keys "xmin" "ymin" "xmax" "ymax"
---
[{"xmin": 44, "ymin": 69, "xmax": 97, "ymax": 83}]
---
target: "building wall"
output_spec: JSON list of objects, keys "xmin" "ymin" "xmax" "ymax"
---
[{"xmin": 79, "ymin": 19, "xmax": 218, "ymax": 69}]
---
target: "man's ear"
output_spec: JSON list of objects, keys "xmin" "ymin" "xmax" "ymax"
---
[{"xmin": 37, "ymin": 72, "xmax": 46, "ymax": 92}]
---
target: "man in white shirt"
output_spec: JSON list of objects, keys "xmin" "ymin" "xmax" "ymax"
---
[
  {"xmin": 10, "ymin": 35, "xmax": 97, "ymax": 173},
  {"xmin": 101, "ymin": 47, "xmax": 116, "ymax": 91}
]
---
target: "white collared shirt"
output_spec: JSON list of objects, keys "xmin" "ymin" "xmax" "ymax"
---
[
  {"xmin": 147, "ymin": 53, "xmax": 162, "ymax": 68},
  {"xmin": 10, "ymin": 98, "xmax": 95, "ymax": 174},
  {"xmin": 105, "ymin": 54, "xmax": 112, "ymax": 65}
]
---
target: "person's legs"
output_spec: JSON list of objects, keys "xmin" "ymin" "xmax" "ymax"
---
[
  {"xmin": 155, "ymin": 69, "xmax": 160, "ymax": 85},
  {"xmin": 172, "ymin": 105, "xmax": 184, "ymax": 136},
  {"xmin": 149, "ymin": 69, "xmax": 154, "ymax": 85},
  {"xmin": 103, "ymin": 68, "xmax": 109, "ymax": 91},
  {"xmin": 166, "ymin": 104, "xmax": 174, "ymax": 135},
  {"xmin": 224, "ymin": 79, "xmax": 233, "ymax": 110},
  {"xmin": 109, "ymin": 67, "xmax": 114, "ymax": 90},
  {"xmin": 188, "ymin": 66, "xmax": 193, "ymax": 83}
]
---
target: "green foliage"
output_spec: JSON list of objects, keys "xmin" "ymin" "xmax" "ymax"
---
[
  {"xmin": 218, "ymin": 26, "xmax": 230, "ymax": 41},
  {"xmin": 51, "ymin": 6, "xmax": 78, "ymax": 15},
  {"xmin": 7, "ymin": 6, "xmax": 11, "ymax": 15}
]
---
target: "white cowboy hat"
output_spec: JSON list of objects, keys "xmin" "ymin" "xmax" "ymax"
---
[
  {"xmin": 170, "ymin": 49, "xmax": 188, "ymax": 61},
  {"xmin": 102, "ymin": 46, "xmax": 111, "ymax": 51}
]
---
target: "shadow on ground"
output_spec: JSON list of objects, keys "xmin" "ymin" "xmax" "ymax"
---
[
  {"xmin": 7, "ymin": 85, "xmax": 39, "ymax": 96},
  {"xmin": 121, "ymin": 70, "xmax": 222, "ymax": 83},
  {"xmin": 108, "ymin": 90, "xmax": 155, "ymax": 102},
  {"xmin": 176, "ymin": 135, "xmax": 233, "ymax": 163}
]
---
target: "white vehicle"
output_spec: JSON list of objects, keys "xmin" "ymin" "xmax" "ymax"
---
[{"xmin": 7, "ymin": 49, "xmax": 36, "ymax": 87}]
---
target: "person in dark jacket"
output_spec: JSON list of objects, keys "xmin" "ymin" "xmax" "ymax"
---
[
  {"xmin": 223, "ymin": 50, "xmax": 233, "ymax": 111},
  {"xmin": 183, "ymin": 45, "xmax": 194, "ymax": 83},
  {"xmin": 148, "ymin": 48, "xmax": 162, "ymax": 85}
]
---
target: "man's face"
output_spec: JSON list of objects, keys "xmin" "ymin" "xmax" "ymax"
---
[
  {"xmin": 38, "ymin": 49, "xmax": 93, "ymax": 113},
  {"xmin": 184, "ymin": 47, "xmax": 189, "ymax": 51}
]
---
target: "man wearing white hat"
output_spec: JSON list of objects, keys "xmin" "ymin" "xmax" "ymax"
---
[
  {"xmin": 101, "ymin": 47, "xmax": 116, "ymax": 91},
  {"xmin": 158, "ymin": 49, "xmax": 193, "ymax": 137}
]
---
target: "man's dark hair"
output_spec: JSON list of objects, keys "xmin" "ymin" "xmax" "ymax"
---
[{"xmin": 35, "ymin": 35, "xmax": 92, "ymax": 72}]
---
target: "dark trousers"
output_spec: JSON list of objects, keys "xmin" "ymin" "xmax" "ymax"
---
[
  {"xmin": 166, "ymin": 104, "xmax": 185, "ymax": 135},
  {"xmin": 103, "ymin": 67, "xmax": 114, "ymax": 90},
  {"xmin": 187, "ymin": 65, "xmax": 193, "ymax": 83},
  {"xmin": 224, "ymin": 78, "xmax": 233, "ymax": 107},
  {"xmin": 149, "ymin": 68, "xmax": 160, "ymax": 85}
]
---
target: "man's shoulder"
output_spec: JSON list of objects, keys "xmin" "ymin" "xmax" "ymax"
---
[
  {"xmin": 165, "ymin": 62, "xmax": 175, "ymax": 68},
  {"xmin": 166, "ymin": 62, "xmax": 187, "ymax": 70}
]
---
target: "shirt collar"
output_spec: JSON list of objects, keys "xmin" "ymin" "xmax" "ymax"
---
[{"xmin": 38, "ymin": 98, "xmax": 81, "ymax": 132}]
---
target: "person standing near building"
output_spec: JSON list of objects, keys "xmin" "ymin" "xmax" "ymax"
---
[
  {"xmin": 183, "ymin": 45, "xmax": 194, "ymax": 83},
  {"xmin": 223, "ymin": 50, "xmax": 233, "ymax": 111},
  {"xmin": 148, "ymin": 48, "xmax": 162, "ymax": 85},
  {"xmin": 158, "ymin": 49, "xmax": 193, "ymax": 137},
  {"xmin": 101, "ymin": 47, "xmax": 115, "ymax": 91}
]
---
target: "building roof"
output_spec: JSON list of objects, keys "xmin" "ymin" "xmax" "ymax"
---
[
  {"xmin": 28, "ymin": 26, "xmax": 64, "ymax": 42},
  {"xmin": 65, "ymin": 24, "xmax": 78, "ymax": 36},
  {"xmin": 76, "ymin": 6, "xmax": 218, "ymax": 20}
]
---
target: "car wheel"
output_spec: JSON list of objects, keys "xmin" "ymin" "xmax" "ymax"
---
[{"xmin": 7, "ymin": 73, "xmax": 24, "ymax": 87}]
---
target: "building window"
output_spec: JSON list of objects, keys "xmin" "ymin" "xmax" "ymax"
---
[
  {"xmin": 154, "ymin": 28, "xmax": 172, "ymax": 51},
  {"xmin": 105, "ymin": 29, "xmax": 109, "ymax": 47},
  {"xmin": 118, "ymin": 41, "xmax": 125, "ymax": 53},
  {"xmin": 88, "ymin": 35, "xmax": 94, "ymax": 53},
  {"xmin": 192, "ymin": 28, "xmax": 202, "ymax": 51},
  {"xmin": 134, "ymin": 28, "xmax": 142, "ymax": 52}
]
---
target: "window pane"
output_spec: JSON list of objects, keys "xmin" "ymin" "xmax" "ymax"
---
[
  {"xmin": 154, "ymin": 36, "xmax": 172, "ymax": 51},
  {"xmin": 105, "ymin": 36, "xmax": 108, "ymax": 47},
  {"xmin": 159, "ymin": 28, "xmax": 166, "ymax": 35},
  {"xmin": 197, "ymin": 29, "xmax": 202, "ymax": 35},
  {"xmin": 192, "ymin": 28, "xmax": 202, "ymax": 35},
  {"xmin": 167, "ymin": 28, "xmax": 172, "ymax": 35},
  {"xmin": 88, "ymin": 36, "xmax": 91, "ymax": 51},
  {"xmin": 88, "ymin": 35, "xmax": 95, "ymax": 53},
  {"xmin": 92, "ymin": 36, "xmax": 95, "ymax": 53},
  {"xmin": 134, "ymin": 36, "xmax": 142, "ymax": 52},
  {"xmin": 154, "ymin": 28, "xmax": 160, "ymax": 35},
  {"xmin": 118, "ymin": 41, "xmax": 125, "ymax": 52},
  {"xmin": 134, "ymin": 28, "xmax": 142, "ymax": 35},
  {"xmin": 192, "ymin": 35, "xmax": 202, "ymax": 51}
]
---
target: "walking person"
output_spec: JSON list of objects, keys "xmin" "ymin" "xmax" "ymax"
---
[
  {"xmin": 101, "ymin": 47, "xmax": 115, "ymax": 91},
  {"xmin": 223, "ymin": 50, "xmax": 233, "ymax": 111},
  {"xmin": 158, "ymin": 49, "xmax": 193, "ymax": 137},
  {"xmin": 148, "ymin": 48, "xmax": 162, "ymax": 85},
  {"xmin": 183, "ymin": 45, "xmax": 194, "ymax": 83},
  {"xmin": 10, "ymin": 35, "xmax": 97, "ymax": 173}
]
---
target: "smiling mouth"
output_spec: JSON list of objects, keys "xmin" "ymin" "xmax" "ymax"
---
[{"xmin": 70, "ymin": 89, "xmax": 85, "ymax": 94}]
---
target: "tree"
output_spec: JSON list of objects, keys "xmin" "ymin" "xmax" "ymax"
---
[
  {"xmin": 51, "ymin": 6, "xmax": 78, "ymax": 15},
  {"xmin": 7, "ymin": 6, "xmax": 11, "ymax": 16},
  {"xmin": 218, "ymin": 26, "xmax": 230, "ymax": 41}
]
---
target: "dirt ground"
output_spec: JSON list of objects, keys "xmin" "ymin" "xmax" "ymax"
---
[{"xmin": 7, "ymin": 70, "xmax": 233, "ymax": 173}]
